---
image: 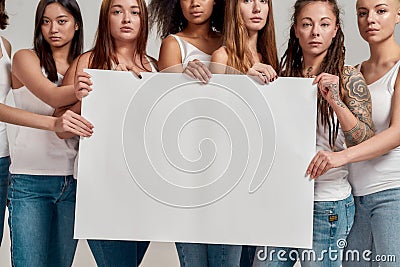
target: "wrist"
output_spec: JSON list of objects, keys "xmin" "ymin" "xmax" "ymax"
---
[
  {"xmin": 47, "ymin": 116, "xmax": 57, "ymax": 132},
  {"xmin": 339, "ymin": 148, "xmax": 352, "ymax": 165}
]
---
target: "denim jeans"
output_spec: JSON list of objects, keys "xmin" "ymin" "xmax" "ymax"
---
[
  {"xmin": 343, "ymin": 188, "xmax": 400, "ymax": 267},
  {"xmin": 8, "ymin": 174, "xmax": 78, "ymax": 267},
  {"xmin": 88, "ymin": 240, "xmax": 150, "ymax": 267},
  {"xmin": 241, "ymin": 245, "xmax": 256, "ymax": 267},
  {"xmin": 0, "ymin": 156, "xmax": 10, "ymax": 246},
  {"xmin": 253, "ymin": 195, "xmax": 355, "ymax": 267},
  {"xmin": 176, "ymin": 242, "xmax": 242, "ymax": 267}
]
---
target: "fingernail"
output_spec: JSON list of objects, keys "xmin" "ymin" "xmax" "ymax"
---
[{"xmin": 138, "ymin": 74, "xmax": 142, "ymax": 79}]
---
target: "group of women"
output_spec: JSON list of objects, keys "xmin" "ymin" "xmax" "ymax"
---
[{"xmin": 0, "ymin": 0, "xmax": 399, "ymax": 266}]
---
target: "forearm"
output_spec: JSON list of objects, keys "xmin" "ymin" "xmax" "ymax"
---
[
  {"xmin": 330, "ymin": 101, "xmax": 374, "ymax": 146},
  {"xmin": 342, "ymin": 126, "xmax": 400, "ymax": 163},
  {"xmin": 45, "ymin": 85, "xmax": 79, "ymax": 108},
  {"xmin": 0, "ymin": 103, "xmax": 56, "ymax": 131}
]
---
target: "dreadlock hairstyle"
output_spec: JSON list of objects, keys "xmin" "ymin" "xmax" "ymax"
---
[
  {"xmin": 0, "ymin": 0, "xmax": 8, "ymax": 30},
  {"xmin": 89, "ymin": 0, "xmax": 150, "ymax": 71},
  {"xmin": 224, "ymin": 0, "xmax": 279, "ymax": 74},
  {"xmin": 280, "ymin": 0, "xmax": 345, "ymax": 150},
  {"xmin": 149, "ymin": 0, "xmax": 225, "ymax": 39},
  {"xmin": 34, "ymin": 0, "xmax": 83, "ymax": 82}
]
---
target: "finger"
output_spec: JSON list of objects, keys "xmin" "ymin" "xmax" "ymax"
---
[
  {"xmin": 76, "ymin": 71, "xmax": 91, "ymax": 79},
  {"xmin": 193, "ymin": 65, "xmax": 211, "ymax": 83},
  {"xmin": 191, "ymin": 68, "xmax": 208, "ymax": 83},
  {"xmin": 70, "ymin": 112, "xmax": 94, "ymax": 130},
  {"xmin": 264, "ymin": 67, "xmax": 276, "ymax": 82},
  {"xmin": 195, "ymin": 61, "xmax": 212, "ymax": 78},
  {"xmin": 306, "ymin": 155, "xmax": 319, "ymax": 176},
  {"xmin": 115, "ymin": 64, "xmax": 129, "ymax": 71},
  {"xmin": 77, "ymin": 76, "xmax": 93, "ymax": 86},
  {"xmin": 183, "ymin": 68, "xmax": 197, "ymax": 80},
  {"xmin": 130, "ymin": 70, "xmax": 142, "ymax": 79},
  {"xmin": 310, "ymin": 156, "xmax": 325, "ymax": 179},
  {"xmin": 313, "ymin": 73, "xmax": 324, "ymax": 84},
  {"xmin": 77, "ymin": 81, "xmax": 92, "ymax": 92},
  {"xmin": 313, "ymin": 159, "xmax": 329, "ymax": 179},
  {"xmin": 63, "ymin": 118, "xmax": 93, "ymax": 137},
  {"xmin": 64, "ymin": 122, "xmax": 92, "ymax": 137},
  {"xmin": 76, "ymin": 89, "xmax": 89, "ymax": 100}
]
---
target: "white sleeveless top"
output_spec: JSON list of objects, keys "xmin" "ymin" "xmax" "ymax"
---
[
  {"xmin": 314, "ymin": 116, "xmax": 351, "ymax": 201},
  {"xmin": 10, "ymin": 70, "xmax": 78, "ymax": 176},
  {"xmin": 0, "ymin": 37, "xmax": 11, "ymax": 158},
  {"xmin": 169, "ymin": 34, "xmax": 211, "ymax": 67},
  {"xmin": 349, "ymin": 60, "xmax": 400, "ymax": 196}
]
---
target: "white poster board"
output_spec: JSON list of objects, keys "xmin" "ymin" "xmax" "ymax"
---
[{"xmin": 75, "ymin": 71, "xmax": 316, "ymax": 248}]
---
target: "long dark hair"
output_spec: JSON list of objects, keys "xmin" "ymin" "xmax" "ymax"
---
[
  {"xmin": 149, "ymin": 0, "xmax": 225, "ymax": 39},
  {"xmin": 280, "ymin": 0, "xmax": 345, "ymax": 149},
  {"xmin": 34, "ymin": 0, "xmax": 83, "ymax": 82},
  {"xmin": 224, "ymin": 0, "xmax": 279, "ymax": 73},
  {"xmin": 90, "ymin": 0, "xmax": 149, "ymax": 71},
  {"xmin": 0, "ymin": 0, "xmax": 8, "ymax": 30}
]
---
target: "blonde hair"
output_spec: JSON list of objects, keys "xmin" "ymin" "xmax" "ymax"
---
[{"xmin": 224, "ymin": 0, "xmax": 279, "ymax": 74}]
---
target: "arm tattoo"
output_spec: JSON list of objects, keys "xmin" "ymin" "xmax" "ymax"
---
[
  {"xmin": 342, "ymin": 66, "xmax": 375, "ymax": 147},
  {"xmin": 330, "ymin": 83, "xmax": 346, "ymax": 108}
]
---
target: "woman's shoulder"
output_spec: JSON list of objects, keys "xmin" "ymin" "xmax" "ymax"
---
[
  {"xmin": 343, "ymin": 65, "xmax": 362, "ymax": 79},
  {"xmin": 211, "ymin": 46, "xmax": 228, "ymax": 62},
  {"xmin": 160, "ymin": 35, "xmax": 181, "ymax": 51},
  {"xmin": 13, "ymin": 49, "xmax": 40, "ymax": 67}
]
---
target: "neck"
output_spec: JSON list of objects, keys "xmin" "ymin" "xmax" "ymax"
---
[
  {"xmin": 114, "ymin": 40, "xmax": 138, "ymax": 65},
  {"xmin": 368, "ymin": 36, "xmax": 400, "ymax": 65},
  {"xmin": 183, "ymin": 21, "xmax": 212, "ymax": 38},
  {"xmin": 302, "ymin": 52, "xmax": 326, "ymax": 77},
  {"xmin": 50, "ymin": 44, "xmax": 71, "ymax": 65}
]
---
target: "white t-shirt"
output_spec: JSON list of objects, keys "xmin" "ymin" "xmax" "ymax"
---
[
  {"xmin": 0, "ymin": 37, "xmax": 11, "ymax": 158},
  {"xmin": 349, "ymin": 60, "xmax": 400, "ymax": 196},
  {"xmin": 314, "ymin": 116, "xmax": 351, "ymax": 201}
]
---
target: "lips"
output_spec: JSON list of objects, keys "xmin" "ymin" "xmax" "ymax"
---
[
  {"xmin": 120, "ymin": 26, "xmax": 133, "ymax": 32},
  {"xmin": 366, "ymin": 28, "xmax": 378, "ymax": 33},
  {"xmin": 50, "ymin": 37, "xmax": 61, "ymax": 41},
  {"xmin": 250, "ymin": 17, "xmax": 262, "ymax": 22},
  {"xmin": 309, "ymin": 41, "xmax": 322, "ymax": 45},
  {"xmin": 191, "ymin": 11, "xmax": 203, "ymax": 17}
]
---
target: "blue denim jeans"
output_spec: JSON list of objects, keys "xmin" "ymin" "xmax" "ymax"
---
[
  {"xmin": 253, "ymin": 195, "xmax": 355, "ymax": 267},
  {"xmin": 0, "ymin": 156, "xmax": 10, "ymax": 246},
  {"xmin": 88, "ymin": 240, "xmax": 149, "ymax": 267},
  {"xmin": 241, "ymin": 245, "xmax": 256, "ymax": 266},
  {"xmin": 8, "ymin": 174, "xmax": 78, "ymax": 267},
  {"xmin": 176, "ymin": 242, "xmax": 242, "ymax": 267},
  {"xmin": 343, "ymin": 188, "xmax": 400, "ymax": 267}
]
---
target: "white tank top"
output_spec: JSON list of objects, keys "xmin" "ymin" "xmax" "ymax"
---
[
  {"xmin": 314, "ymin": 116, "xmax": 351, "ymax": 201},
  {"xmin": 169, "ymin": 34, "xmax": 211, "ymax": 67},
  {"xmin": 10, "ymin": 69, "xmax": 78, "ymax": 176},
  {"xmin": 349, "ymin": 60, "xmax": 400, "ymax": 196},
  {"xmin": 0, "ymin": 37, "xmax": 11, "ymax": 158}
]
